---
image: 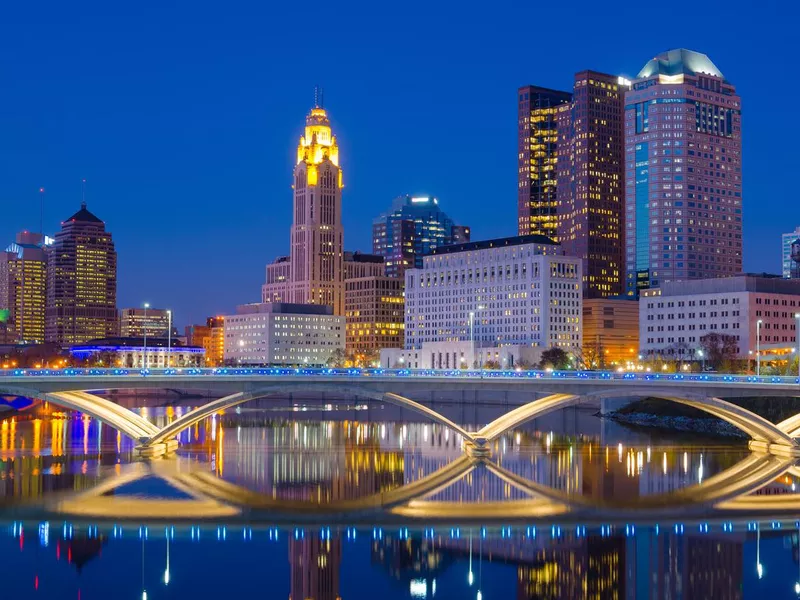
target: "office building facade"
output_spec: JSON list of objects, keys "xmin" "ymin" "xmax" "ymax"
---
[
  {"xmin": 0, "ymin": 231, "xmax": 50, "ymax": 344},
  {"xmin": 782, "ymin": 227, "xmax": 800, "ymax": 278},
  {"xmin": 344, "ymin": 251, "xmax": 404, "ymax": 355},
  {"xmin": 582, "ymin": 297, "xmax": 639, "ymax": 368},
  {"xmin": 262, "ymin": 94, "xmax": 345, "ymax": 314},
  {"xmin": 557, "ymin": 71, "xmax": 627, "ymax": 298},
  {"xmin": 404, "ymin": 235, "xmax": 582, "ymax": 352},
  {"xmin": 45, "ymin": 203, "xmax": 117, "ymax": 345},
  {"xmin": 223, "ymin": 303, "xmax": 344, "ymax": 366},
  {"xmin": 639, "ymin": 275, "xmax": 800, "ymax": 360},
  {"xmin": 118, "ymin": 307, "xmax": 170, "ymax": 338},
  {"xmin": 624, "ymin": 49, "xmax": 742, "ymax": 295},
  {"xmin": 372, "ymin": 195, "xmax": 470, "ymax": 279}
]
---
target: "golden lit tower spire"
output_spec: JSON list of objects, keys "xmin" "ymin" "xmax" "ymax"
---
[{"xmin": 262, "ymin": 90, "xmax": 345, "ymax": 315}]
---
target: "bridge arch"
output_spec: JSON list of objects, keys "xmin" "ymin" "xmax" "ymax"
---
[
  {"xmin": 475, "ymin": 391, "xmax": 798, "ymax": 448},
  {"xmin": 143, "ymin": 384, "xmax": 476, "ymax": 449},
  {"xmin": 42, "ymin": 391, "xmax": 161, "ymax": 442}
]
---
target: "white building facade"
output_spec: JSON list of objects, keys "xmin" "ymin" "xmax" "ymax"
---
[
  {"xmin": 640, "ymin": 275, "xmax": 800, "ymax": 360},
  {"xmin": 223, "ymin": 302, "xmax": 344, "ymax": 366},
  {"xmin": 403, "ymin": 235, "xmax": 582, "ymax": 353}
]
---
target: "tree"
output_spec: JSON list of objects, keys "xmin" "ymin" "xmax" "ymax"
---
[
  {"xmin": 483, "ymin": 360, "xmax": 501, "ymax": 370},
  {"xmin": 326, "ymin": 348, "xmax": 347, "ymax": 368},
  {"xmin": 514, "ymin": 359, "xmax": 535, "ymax": 371},
  {"xmin": 700, "ymin": 332, "xmax": 738, "ymax": 369},
  {"xmin": 538, "ymin": 347, "xmax": 571, "ymax": 370}
]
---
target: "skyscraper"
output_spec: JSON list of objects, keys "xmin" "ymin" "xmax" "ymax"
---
[
  {"xmin": 782, "ymin": 226, "xmax": 800, "ymax": 278},
  {"xmin": 0, "ymin": 231, "xmax": 49, "ymax": 344},
  {"xmin": 557, "ymin": 71, "xmax": 627, "ymax": 297},
  {"xmin": 624, "ymin": 49, "xmax": 742, "ymax": 295},
  {"xmin": 45, "ymin": 203, "xmax": 117, "ymax": 344},
  {"xmin": 372, "ymin": 195, "xmax": 470, "ymax": 278},
  {"xmin": 262, "ymin": 92, "xmax": 345, "ymax": 315},
  {"xmin": 519, "ymin": 73, "xmax": 627, "ymax": 298},
  {"xmin": 517, "ymin": 86, "xmax": 572, "ymax": 239}
]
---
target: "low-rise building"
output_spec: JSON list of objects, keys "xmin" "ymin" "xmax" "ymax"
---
[
  {"xmin": 223, "ymin": 303, "xmax": 344, "ymax": 366},
  {"xmin": 404, "ymin": 234, "xmax": 582, "ymax": 352},
  {"xmin": 582, "ymin": 297, "xmax": 639, "ymax": 368},
  {"xmin": 639, "ymin": 274, "xmax": 800, "ymax": 361},
  {"xmin": 380, "ymin": 341, "xmax": 542, "ymax": 370},
  {"xmin": 204, "ymin": 316, "xmax": 225, "ymax": 366},
  {"xmin": 69, "ymin": 337, "xmax": 204, "ymax": 368}
]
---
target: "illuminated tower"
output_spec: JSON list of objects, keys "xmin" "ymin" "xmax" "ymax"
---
[
  {"xmin": 263, "ymin": 89, "xmax": 345, "ymax": 315},
  {"xmin": 45, "ymin": 203, "xmax": 117, "ymax": 344},
  {"xmin": 0, "ymin": 231, "xmax": 49, "ymax": 344}
]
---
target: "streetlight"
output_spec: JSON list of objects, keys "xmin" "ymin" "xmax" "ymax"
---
[
  {"xmin": 697, "ymin": 349, "xmax": 705, "ymax": 373},
  {"xmin": 757, "ymin": 319, "xmax": 763, "ymax": 376},
  {"xmin": 166, "ymin": 309, "xmax": 172, "ymax": 369},
  {"xmin": 143, "ymin": 302, "xmax": 150, "ymax": 370},
  {"xmin": 795, "ymin": 313, "xmax": 800, "ymax": 379}
]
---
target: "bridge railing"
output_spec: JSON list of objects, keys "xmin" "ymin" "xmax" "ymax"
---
[{"xmin": 0, "ymin": 366, "xmax": 798, "ymax": 386}]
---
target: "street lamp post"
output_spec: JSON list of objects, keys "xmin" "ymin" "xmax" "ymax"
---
[
  {"xmin": 697, "ymin": 349, "xmax": 705, "ymax": 373},
  {"xmin": 795, "ymin": 313, "xmax": 800, "ymax": 380},
  {"xmin": 143, "ymin": 303, "xmax": 150, "ymax": 370},
  {"xmin": 166, "ymin": 309, "xmax": 172, "ymax": 368},
  {"xmin": 757, "ymin": 319, "xmax": 763, "ymax": 377}
]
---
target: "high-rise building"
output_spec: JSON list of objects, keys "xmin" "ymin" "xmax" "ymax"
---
[
  {"xmin": 262, "ymin": 92, "xmax": 345, "ymax": 315},
  {"xmin": 782, "ymin": 227, "xmax": 800, "ymax": 278},
  {"xmin": 557, "ymin": 71, "xmax": 627, "ymax": 298},
  {"xmin": 519, "ymin": 73, "xmax": 627, "ymax": 299},
  {"xmin": 372, "ymin": 195, "xmax": 470, "ymax": 279},
  {"xmin": 0, "ymin": 231, "xmax": 50, "ymax": 344},
  {"xmin": 624, "ymin": 49, "xmax": 742, "ymax": 295},
  {"xmin": 344, "ymin": 252, "xmax": 404, "ymax": 355},
  {"xmin": 45, "ymin": 203, "xmax": 117, "ymax": 345},
  {"xmin": 118, "ymin": 307, "xmax": 170, "ymax": 338},
  {"xmin": 517, "ymin": 86, "xmax": 572, "ymax": 239}
]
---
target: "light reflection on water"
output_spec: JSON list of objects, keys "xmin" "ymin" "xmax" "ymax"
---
[{"xmin": 2, "ymin": 402, "xmax": 800, "ymax": 598}]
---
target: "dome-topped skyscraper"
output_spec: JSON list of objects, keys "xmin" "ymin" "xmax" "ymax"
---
[
  {"xmin": 46, "ymin": 202, "xmax": 117, "ymax": 344},
  {"xmin": 263, "ymin": 90, "xmax": 345, "ymax": 315},
  {"xmin": 624, "ymin": 49, "xmax": 742, "ymax": 296}
]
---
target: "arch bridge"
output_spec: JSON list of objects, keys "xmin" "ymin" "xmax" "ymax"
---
[{"xmin": 1, "ymin": 368, "xmax": 799, "ymax": 457}]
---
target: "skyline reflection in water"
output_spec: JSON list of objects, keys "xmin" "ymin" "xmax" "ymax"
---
[{"xmin": 1, "ymin": 402, "xmax": 800, "ymax": 598}]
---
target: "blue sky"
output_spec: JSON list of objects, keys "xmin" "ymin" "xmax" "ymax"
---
[{"xmin": 0, "ymin": 0, "xmax": 793, "ymax": 326}]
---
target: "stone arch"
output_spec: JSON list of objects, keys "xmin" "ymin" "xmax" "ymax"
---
[
  {"xmin": 143, "ymin": 384, "xmax": 475, "ymax": 449},
  {"xmin": 475, "ymin": 391, "xmax": 798, "ymax": 448}
]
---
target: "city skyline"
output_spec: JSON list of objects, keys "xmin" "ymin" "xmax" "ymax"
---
[{"xmin": 0, "ymin": 1, "xmax": 793, "ymax": 325}]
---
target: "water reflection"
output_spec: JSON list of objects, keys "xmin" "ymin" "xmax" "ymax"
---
[{"xmin": 3, "ymin": 405, "xmax": 800, "ymax": 597}]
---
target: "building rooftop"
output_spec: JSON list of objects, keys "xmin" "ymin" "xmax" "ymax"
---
[
  {"xmin": 637, "ymin": 49, "xmax": 725, "ymax": 81},
  {"xmin": 645, "ymin": 274, "xmax": 800, "ymax": 297},
  {"xmin": 69, "ymin": 337, "xmax": 195, "ymax": 349},
  {"xmin": 234, "ymin": 302, "xmax": 335, "ymax": 316},
  {"xmin": 64, "ymin": 202, "xmax": 104, "ymax": 224},
  {"xmin": 344, "ymin": 251, "xmax": 384, "ymax": 264},
  {"xmin": 428, "ymin": 234, "xmax": 560, "ymax": 256}
]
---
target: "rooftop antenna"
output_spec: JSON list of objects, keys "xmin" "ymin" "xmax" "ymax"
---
[
  {"xmin": 314, "ymin": 85, "xmax": 324, "ymax": 109},
  {"xmin": 39, "ymin": 187, "xmax": 45, "ymax": 235},
  {"xmin": 81, "ymin": 178, "xmax": 87, "ymax": 208}
]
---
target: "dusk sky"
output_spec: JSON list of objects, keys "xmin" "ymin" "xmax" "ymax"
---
[{"xmin": 0, "ymin": 0, "xmax": 793, "ymax": 326}]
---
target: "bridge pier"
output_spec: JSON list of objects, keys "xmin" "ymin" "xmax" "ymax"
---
[
  {"xmin": 748, "ymin": 440, "xmax": 800, "ymax": 458},
  {"xmin": 135, "ymin": 439, "xmax": 180, "ymax": 459},
  {"xmin": 464, "ymin": 438, "xmax": 491, "ymax": 458}
]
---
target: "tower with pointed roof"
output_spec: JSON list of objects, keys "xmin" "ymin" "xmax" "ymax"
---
[
  {"xmin": 45, "ymin": 202, "xmax": 117, "ymax": 344},
  {"xmin": 263, "ymin": 91, "xmax": 345, "ymax": 315}
]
